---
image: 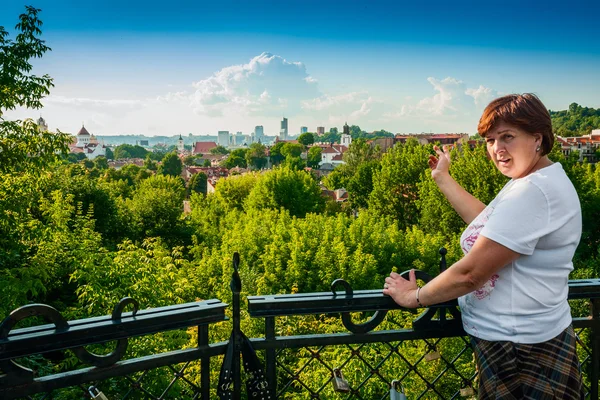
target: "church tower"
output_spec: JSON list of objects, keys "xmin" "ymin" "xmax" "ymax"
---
[
  {"xmin": 341, "ymin": 122, "xmax": 352, "ymax": 147},
  {"xmin": 37, "ymin": 116, "xmax": 48, "ymax": 132},
  {"xmin": 177, "ymin": 134, "xmax": 185, "ymax": 153}
]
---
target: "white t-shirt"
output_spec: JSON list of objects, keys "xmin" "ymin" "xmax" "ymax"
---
[{"xmin": 458, "ymin": 163, "xmax": 582, "ymax": 344}]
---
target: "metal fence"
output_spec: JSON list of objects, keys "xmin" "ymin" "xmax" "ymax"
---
[{"xmin": 2, "ymin": 251, "xmax": 599, "ymax": 399}]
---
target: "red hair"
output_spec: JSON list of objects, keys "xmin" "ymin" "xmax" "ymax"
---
[{"xmin": 478, "ymin": 93, "xmax": 554, "ymax": 156}]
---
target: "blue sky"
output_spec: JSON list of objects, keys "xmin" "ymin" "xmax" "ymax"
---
[{"xmin": 2, "ymin": 0, "xmax": 599, "ymax": 136}]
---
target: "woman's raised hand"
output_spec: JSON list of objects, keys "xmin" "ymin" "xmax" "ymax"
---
[{"xmin": 428, "ymin": 145, "xmax": 451, "ymax": 179}]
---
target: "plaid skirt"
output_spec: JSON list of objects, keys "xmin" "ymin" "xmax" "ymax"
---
[{"xmin": 470, "ymin": 325, "xmax": 584, "ymax": 400}]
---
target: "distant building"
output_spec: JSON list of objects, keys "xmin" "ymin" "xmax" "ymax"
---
[
  {"xmin": 300, "ymin": 126, "xmax": 308, "ymax": 134},
  {"xmin": 280, "ymin": 117, "xmax": 288, "ymax": 140},
  {"xmin": 37, "ymin": 116, "xmax": 48, "ymax": 132},
  {"xmin": 254, "ymin": 125, "xmax": 264, "ymax": 143},
  {"xmin": 70, "ymin": 125, "xmax": 107, "ymax": 160},
  {"xmin": 192, "ymin": 141, "xmax": 218, "ymax": 155},
  {"xmin": 557, "ymin": 131, "xmax": 600, "ymax": 163},
  {"xmin": 234, "ymin": 132, "xmax": 245, "ymax": 146},
  {"xmin": 316, "ymin": 126, "xmax": 325, "ymax": 135},
  {"xmin": 177, "ymin": 134, "xmax": 184, "ymax": 153},
  {"xmin": 313, "ymin": 143, "xmax": 349, "ymax": 168},
  {"xmin": 136, "ymin": 139, "xmax": 149, "ymax": 147},
  {"xmin": 341, "ymin": 134, "xmax": 352, "ymax": 147},
  {"xmin": 218, "ymin": 131, "xmax": 230, "ymax": 147},
  {"xmin": 341, "ymin": 122, "xmax": 352, "ymax": 147},
  {"xmin": 394, "ymin": 133, "xmax": 469, "ymax": 146}
]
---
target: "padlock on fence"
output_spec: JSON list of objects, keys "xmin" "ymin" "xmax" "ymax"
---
[
  {"xmin": 88, "ymin": 386, "xmax": 109, "ymax": 400},
  {"xmin": 424, "ymin": 345, "xmax": 441, "ymax": 362},
  {"xmin": 460, "ymin": 386, "xmax": 475, "ymax": 397},
  {"xmin": 331, "ymin": 368, "xmax": 350, "ymax": 393},
  {"xmin": 390, "ymin": 380, "xmax": 407, "ymax": 400}
]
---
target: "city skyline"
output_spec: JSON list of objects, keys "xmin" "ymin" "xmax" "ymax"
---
[{"xmin": 2, "ymin": 0, "xmax": 599, "ymax": 136}]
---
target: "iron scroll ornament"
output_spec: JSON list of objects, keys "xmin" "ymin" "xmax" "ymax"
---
[
  {"xmin": 0, "ymin": 304, "xmax": 68, "ymax": 383},
  {"xmin": 331, "ymin": 269, "xmax": 436, "ymax": 334},
  {"xmin": 0, "ymin": 297, "xmax": 139, "ymax": 382},
  {"xmin": 71, "ymin": 296, "xmax": 139, "ymax": 367}
]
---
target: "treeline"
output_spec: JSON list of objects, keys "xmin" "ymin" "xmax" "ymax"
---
[{"xmin": 551, "ymin": 102, "xmax": 600, "ymax": 137}]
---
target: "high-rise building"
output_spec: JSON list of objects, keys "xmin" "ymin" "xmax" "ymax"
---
[
  {"xmin": 254, "ymin": 125, "xmax": 264, "ymax": 143},
  {"xmin": 300, "ymin": 126, "xmax": 308, "ymax": 134},
  {"xmin": 316, "ymin": 126, "xmax": 325, "ymax": 135},
  {"xmin": 280, "ymin": 117, "xmax": 288, "ymax": 140},
  {"xmin": 234, "ymin": 132, "xmax": 245, "ymax": 146},
  {"xmin": 218, "ymin": 131, "xmax": 230, "ymax": 147}
]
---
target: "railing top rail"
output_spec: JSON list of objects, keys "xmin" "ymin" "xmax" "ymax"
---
[
  {"xmin": 248, "ymin": 278, "xmax": 600, "ymax": 317},
  {"xmin": 0, "ymin": 299, "xmax": 227, "ymax": 361}
]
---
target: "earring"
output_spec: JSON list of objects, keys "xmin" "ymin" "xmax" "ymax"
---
[{"xmin": 536, "ymin": 146, "xmax": 541, "ymax": 152}]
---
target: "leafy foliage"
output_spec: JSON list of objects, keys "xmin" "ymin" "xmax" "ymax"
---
[
  {"xmin": 157, "ymin": 151, "xmax": 183, "ymax": 177},
  {"xmin": 551, "ymin": 103, "xmax": 600, "ymax": 137},
  {"xmin": 113, "ymin": 144, "xmax": 148, "ymax": 159},
  {"xmin": 245, "ymin": 167, "xmax": 325, "ymax": 217}
]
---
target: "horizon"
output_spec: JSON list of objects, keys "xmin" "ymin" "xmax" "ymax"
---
[{"xmin": 2, "ymin": 0, "xmax": 599, "ymax": 137}]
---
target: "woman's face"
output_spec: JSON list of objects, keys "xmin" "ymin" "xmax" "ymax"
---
[{"xmin": 485, "ymin": 122, "xmax": 541, "ymax": 179}]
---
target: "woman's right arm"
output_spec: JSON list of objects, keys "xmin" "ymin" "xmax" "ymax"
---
[{"xmin": 429, "ymin": 145, "xmax": 485, "ymax": 224}]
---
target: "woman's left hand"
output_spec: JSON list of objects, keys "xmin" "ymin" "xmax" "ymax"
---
[{"xmin": 383, "ymin": 269, "xmax": 419, "ymax": 308}]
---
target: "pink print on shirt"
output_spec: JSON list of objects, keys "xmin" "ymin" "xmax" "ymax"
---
[
  {"xmin": 474, "ymin": 274, "xmax": 499, "ymax": 300},
  {"xmin": 461, "ymin": 207, "xmax": 499, "ymax": 300},
  {"xmin": 460, "ymin": 207, "xmax": 492, "ymax": 254}
]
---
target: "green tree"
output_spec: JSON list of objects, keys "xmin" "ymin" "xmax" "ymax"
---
[
  {"xmin": 125, "ymin": 175, "xmax": 185, "ymax": 240},
  {"xmin": 245, "ymin": 142, "xmax": 267, "ymax": 169},
  {"xmin": 113, "ymin": 144, "xmax": 148, "ymax": 159},
  {"xmin": 307, "ymin": 146, "xmax": 322, "ymax": 168},
  {"xmin": 188, "ymin": 172, "xmax": 208, "ymax": 196},
  {"xmin": 281, "ymin": 143, "xmax": 304, "ymax": 158},
  {"xmin": 210, "ymin": 145, "xmax": 229, "ymax": 155},
  {"xmin": 214, "ymin": 173, "xmax": 259, "ymax": 210},
  {"xmin": 298, "ymin": 132, "xmax": 315, "ymax": 147},
  {"xmin": 323, "ymin": 164, "xmax": 351, "ymax": 190},
  {"xmin": 223, "ymin": 148, "xmax": 248, "ymax": 168},
  {"xmin": 158, "ymin": 151, "xmax": 183, "ymax": 177},
  {"xmin": 245, "ymin": 167, "xmax": 325, "ymax": 217},
  {"xmin": 0, "ymin": 7, "xmax": 71, "ymax": 173},
  {"xmin": 347, "ymin": 160, "xmax": 381, "ymax": 209},
  {"xmin": 94, "ymin": 156, "xmax": 108, "ymax": 170},
  {"xmin": 203, "ymin": 159, "xmax": 212, "ymax": 167},
  {"xmin": 343, "ymin": 138, "xmax": 380, "ymax": 170},
  {"xmin": 369, "ymin": 139, "xmax": 430, "ymax": 229},
  {"xmin": 269, "ymin": 142, "xmax": 286, "ymax": 165},
  {"xmin": 144, "ymin": 154, "xmax": 158, "ymax": 171},
  {"xmin": 183, "ymin": 155, "xmax": 198, "ymax": 166},
  {"xmin": 105, "ymin": 147, "xmax": 114, "ymax": 160}
]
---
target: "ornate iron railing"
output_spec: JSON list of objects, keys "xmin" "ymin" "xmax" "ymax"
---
[{"xmin": 1, "ymin": 251, "xmax": 599, "ymax": 399}]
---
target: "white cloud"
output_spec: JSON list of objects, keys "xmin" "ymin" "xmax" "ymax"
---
[
  {"xmin": 186, "ymin": 52, "xmax": 320, "ymax": 117},
  {"xmin": 466, "ymin": 85, "xmax": 500, "ymax": 107},
  {"xmin": 45, "ymin": 95, "xmax": 144, "ymax": 109}
]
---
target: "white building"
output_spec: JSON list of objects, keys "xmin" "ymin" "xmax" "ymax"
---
[
  {"xmin": 177, "ymin": 134, "xmax": 184, "ymax": 153},
  {"xmin": 71, "ymin": 125, "xmax": 107, "ymax": 160},
  {"xmin": 218, "ymin": 131, "xmax": 230, "ymax": 147}
]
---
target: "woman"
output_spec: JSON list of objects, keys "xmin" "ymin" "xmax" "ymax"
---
[{"xmin": 383, "ymin": 93, "xmax": 584, "ymax": 399}]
